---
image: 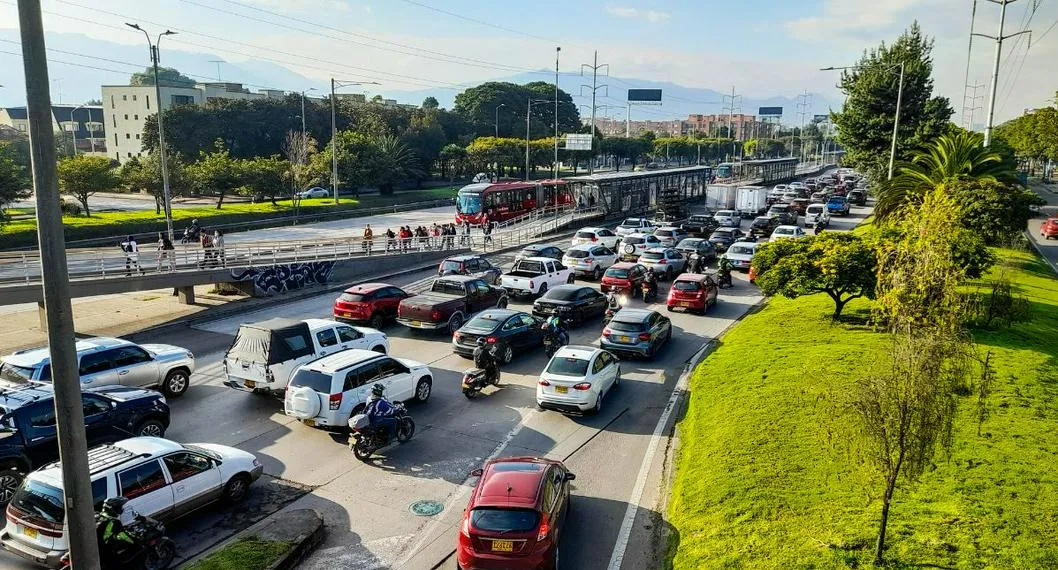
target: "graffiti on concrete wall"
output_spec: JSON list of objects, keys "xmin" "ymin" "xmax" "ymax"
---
[{"xmin": 231, "ymin": 261, "xmax": 335, "ymax": 296}]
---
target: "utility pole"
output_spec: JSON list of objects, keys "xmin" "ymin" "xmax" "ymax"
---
[
  {"xmin": 964, "ymin": 82, "xmax": 985, "ymax": 129},
  {"xmin": 625, "ymin": 104, "xmax": 630, "ymax": 138},
  {"xmin": 554, "ymin": 46, "xmax": 561, "ymax": 179},
  {"xmin": 18, "ymin": 1, "xmax": 100, "ymax": 568},
  {"xmin": 975, "ymin": 0, "xmax": 1031, "ymax": 146},
  {"xmin": 796, "ymin": 91, "xmax": 811, "ymax": 164},
  {"xmin": 962, "ymin": 0, "xmax": 978, "ymax": 123},
  {"xmin": 127, "ymin": 23, "xmax": 177, "ymax": 241},
  {"xmin": 720, "ymin": 86, "xmax": 742, "ymax": 160},
  {"xmin": 580, "ymin": 51, "xmax": 609, "ymax": 174}
]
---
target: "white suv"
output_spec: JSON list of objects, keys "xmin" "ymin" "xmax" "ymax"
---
[
  {"xmin": 619, "ymin": 233, "xmax": 663, "ymax": 261},
  {"xmin": 284, "ymin": 349, "xmax": 433, "ymax": 429},
  {"xmin": 0, "ymin": 437, "xmax": 262, "ymax": 567}
]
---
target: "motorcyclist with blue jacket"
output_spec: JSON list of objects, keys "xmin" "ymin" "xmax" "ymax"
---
[{"xmin": 365, "ymin": 383, "xmax": 397, "ymax": 440}]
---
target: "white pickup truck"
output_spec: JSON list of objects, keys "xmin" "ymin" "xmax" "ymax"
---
[{"xmin": 499, "ymin": 257, "xmax": 575, "ymax": 297}]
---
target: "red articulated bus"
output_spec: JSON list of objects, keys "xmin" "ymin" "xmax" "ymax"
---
[{"xmin": 455, "ymin": 179, "xmax": 573, "ymax": 225}]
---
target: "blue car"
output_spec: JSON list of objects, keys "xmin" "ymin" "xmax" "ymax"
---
[{"xmin": 826, "ymin": 196, "xmax": 850, "ymax": 216}]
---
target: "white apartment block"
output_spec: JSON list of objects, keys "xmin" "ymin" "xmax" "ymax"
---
[{"xmin": 101, "ymin": 82, "xmax": 283, "ymax": 163}]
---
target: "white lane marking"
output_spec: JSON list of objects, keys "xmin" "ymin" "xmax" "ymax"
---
[{"xmin": 605, "ymin": 362, "xmax": 689, "ymax": 570}]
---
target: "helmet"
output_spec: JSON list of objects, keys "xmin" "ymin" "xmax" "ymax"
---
[
  {"xmin": 371, "ymin": 383, "xmax": 385, "ymax": 398},
  {"xmin": 101, "ymin": 496, "xmax": 127, "ymax": 517},
  {"xmin": 476, "ymin": 337, "xmax": 487, "ymax": 347}
]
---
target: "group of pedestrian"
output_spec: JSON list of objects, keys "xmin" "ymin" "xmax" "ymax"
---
[
  {"xmin": 117, "ymin": 227, "xmax": 224, "ymax": 275},
  {"xmin": 380, "ymin": 223, "xmax": 466, "ymax": 253},
  {"xmin": 197, "ymin": 228, "xmax": 226, "ymax": 268}
]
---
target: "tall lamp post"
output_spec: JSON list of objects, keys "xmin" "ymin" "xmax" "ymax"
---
[
  {"xmin": 526, "ymin": 98, "xmax": 553, "ymax": 181},
  {"xmin": 67, "ymin": 103, "xmax": 84, "ymax": 157},
  {"xmin": 127, "ymin": 23, "xmax": 177, "ymax": 240},
  {"xmin": 553, "ymin": 46, "xmax": 561, "ymax": 179},
  {"xmin": 300, "ymin": 87, "xmax": 317, "ymax": 151},
  {"xmin": 494, "ymin": 103, "xmax": 506, "ymax": 138},
  {"xmin": 330, "ymin": 78, "xmax": 380, "ymax": 204},
  {"xmin": 821, "ymin": 62, "xmax": 904, "ymax": 180}
]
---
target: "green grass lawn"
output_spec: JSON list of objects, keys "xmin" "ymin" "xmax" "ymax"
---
[
  {"xmin": 185, "ymin": 537, "xmax": 294, "ymax": 570},
  {"xmin": 667, "ymin": 248, "xmax": 1058, "ymax": 569},
  {"xmin": 0, "ymin": 186, "xmax": 458, "ymax": 247}
]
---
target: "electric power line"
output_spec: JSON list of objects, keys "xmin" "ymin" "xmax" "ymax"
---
[{"xmin": 393, "ymin": 0, "xmax": 556, "ymax": 42}]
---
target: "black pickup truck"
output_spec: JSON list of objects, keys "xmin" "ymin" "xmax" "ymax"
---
[{"xmin": 397, "ymin": 275, "xmax": 508, "ymax": 334}]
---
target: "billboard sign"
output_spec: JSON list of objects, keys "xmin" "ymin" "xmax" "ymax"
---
[
  {"xmin": 813, "ymin": 114, "xmax": 829, "ymax": 122},
  {"xmin": 628, "ymin": 89, "xmax": 663, "ymax": 103},
  {"xmin": 565, "ymin": 133, "xmax": 593, "ymax": 151},
  {"xmin": 758, "ymin": 106, "xmax": 783, "ymax": 117}
]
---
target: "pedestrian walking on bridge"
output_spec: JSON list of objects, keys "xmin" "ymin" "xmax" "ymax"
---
[
  {"xmin": 120, "ymin": 235, "xmax": 144, "ymax": 276},
  {"xmin": 156, "ymin": 232, "xmax": 175, "ymax": 272}
]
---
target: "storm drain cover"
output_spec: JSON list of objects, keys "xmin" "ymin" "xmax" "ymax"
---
[{"xmin": 410, "ymin": 500, "xmax": 444, "ymax": 516}]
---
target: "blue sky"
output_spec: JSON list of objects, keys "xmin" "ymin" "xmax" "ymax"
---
[{"xmin": 2, "ymin": 0, "xmax": 1056, "ymax": 123}]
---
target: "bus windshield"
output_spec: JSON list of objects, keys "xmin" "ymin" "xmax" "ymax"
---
[{"xmin": 457, "ymin": 193, "xmax": 482, "ymax": 215}]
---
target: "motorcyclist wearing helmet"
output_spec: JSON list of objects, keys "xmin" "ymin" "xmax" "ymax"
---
[
  {"xmin": 643, "ymin": 267, "xmax": 659, "ymax": 299},
  {"xmin": 96, "ymin": 497, "xmax": 135, "ymax": 567},
  {"xmin": 718, "ymin": 255, "xmax": 734, "ymax": 287},
  {"xmin": 606, "ymin": 290, "xmax": 621, "ymax": 311},
  {"xmin": 473, "ymin": 337, "xmax": 499, "ymax": 384},
  {"xmin": 365, "ymin": 383, "xmax": 397, "ymax": 440},
  {"xmin": 543, "ymin": 309, "xmax": 570, "ymax": 346}
]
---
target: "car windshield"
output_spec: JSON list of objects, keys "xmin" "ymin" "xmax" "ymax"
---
[
  {"xmin": 470, "ymin": 507, "xmax": 541, "ymax": 533},
  {"xmin": 712, "ymin": 230, "xmax": 735, "ymax": 238},
  {"xmin": 575, "ymin": 231, "xmax": 598, "ymax": 239},
  {"xmin": 729, "ymin": 245, "xmax": 755, "ymax": 255},
  {"xmin": 774, "ymin": 228, "xmax": 795, "ymax": 235},
  {"xmin": 543, "ymin": 288, "xmax": 580, "ymax": 301},
  {"xmin": 609, "ymin": 319, "xmax": 645, "ymax": 332},
  {"xmin": 621, "ymin": 218, "xmax": 642, "ymax": 226},
  {"xmin": 0, "ymin": 361, "xmax": 36, "ymax": 383},
  {"xmin": 752, "ymin": 218, "xmax": 772, "ymax": 226},
  {"xmin": 640, "ymin": 252, "xmax": 664, "ymax": 261},
  {"xmin": 605, "ymin": 268, "xmax": 629, "ymax": 278},
  {"xmin": 464, "ymin": 315, "xmax": 503, "ymax": 331},
  {"xmin": 183, "ymin": 444, "xmax": 221, "ymax": 461},
  {"xmin": 674, "ymin": 280, "xmax": 701, "ymax": 292},
  {"xmin": 10, "ymin": 479, "xmax": 65, "ymax": 524},
  {"xmin": 457, "ymin": 193, "xmax": 482, "ymax": 214},
  {"xmin": 289, "ymin": 369, "xmax": 333, "ymax": 394},
  {"xmin": 546, "ymin": 356, "xmax": 590, "ymax": 376}
]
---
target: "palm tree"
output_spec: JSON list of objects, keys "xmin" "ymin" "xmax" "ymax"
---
[
  {"xmin": 372, "ymin": 134, "xmax": 423, "ymax": 196},
  {"xmin": 874, "ymin": 130, "xmax": 1017, "ymax": 220}
]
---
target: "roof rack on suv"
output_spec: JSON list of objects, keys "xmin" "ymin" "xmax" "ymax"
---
[
  {"xmin": 0, "ymin": 384, "xmax": 50, "ymax": 403},
  {"xmin": 43, "ymin": 444, "xmax": 146, "ymax": 475}
]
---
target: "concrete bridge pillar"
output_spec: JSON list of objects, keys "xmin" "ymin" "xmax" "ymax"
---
[{"xmin": 176, "ymin": 286, "xmax": 195, "ymax": 305}]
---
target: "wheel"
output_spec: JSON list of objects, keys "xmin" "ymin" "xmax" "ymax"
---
[
  {"xmin": 0, "ymin": 468, "xmax": 24, "ymax": 505},
  {"xmin": 590, "ymin": 390, "xmax": 603, "ymax": 415},
  {"xmin": 496, "ymin": 297, "xmax": 509, "ymax": 309},
  {"xmin": 666, "ymin": 306, "xmax": 674, "ymax": 312},
  {"xmin": 592, "ymin": 266, "xmax": 602, "ymax": 280},
  {"xmin": 615, "ymin": 367, "xmax": 621, "ymax": 386},
  {"xmin": 369, "ymin": 313, "xmax": 385, "ymax": 329},
  {"xmin": 665, "ymin": 267, "xmax": 673, "ymax": 281},
  {"xmin": 134, "ymin": 418, "xmax": 166, "ymax": 438},
  {"xmin": 645, "ymin": 341, "xmax": 656, "ymax": 359},
  {"xmin": 353, "ymin": 439, "xmax": 374, "ymax": 462},
  {"xmin": 372, "ymin": 345, "xmax": 387, "ymax": 354},
  {"xmin": 447, "ymin": 314, "xmax": 464, "ymax": 334},
  {"xmin": 222, "ymin": 474, "xmax": 251, "ymax": 504},
  {"xmin": 501, "ymin": 344, "xmax": 514, "ymax": 365},
  {"xmin": 538, "ymin": 283, "xmax": 548, "ymax": 296},
  {"xmin": 567, "ymin": 274, "xmax": 575, "ymax": 284},
  {"xmin": 397, "ymin": 418, "xmax": 416, "ymax": 443},
  {"xmin": 414, "ymin": 377, "xmax": 433, "ymax": 403},
  {"xmin": 144, "ymin": 540, "xmax": 176, "ymax": 570},
  {"xmin": 161, "ymin": 369, "xmax": 189, "ymax": 397}
]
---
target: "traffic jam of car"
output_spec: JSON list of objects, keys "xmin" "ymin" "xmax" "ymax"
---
[{"xmin": 0, "ymin": 168, "xmax": 866, "ymax": 569}]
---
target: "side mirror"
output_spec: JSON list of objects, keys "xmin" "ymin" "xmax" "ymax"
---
[
  {"xmin": 470, "ymin": 468, "xmax": 483, "ymax": 477},
  {"xmin": 564, "ymin": 472, "xmax": 576, "ymax": 481}
]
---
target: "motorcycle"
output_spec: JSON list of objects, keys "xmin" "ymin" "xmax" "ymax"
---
[
  {"xmin": 74, "ymin": 513, "xmax": 176, "ymax": 570},
  {"xmin": 542, "ymin": 326, "xmax": 569, "ymax": 358},
  {"xmin": 717, "ymin": 270, "xmax": 733, "ymax": 289},
  {"xmin": 179, "ymin": 227, "xmax": 200, "ymax": 244},
  {"xmin": 348, "ymin": 402, "xmax": 415, "ymax": 461},
  {"xmin": 461, "ymin": 367, "xmax": 500, "ymax": 398},
  {"xmin": 640, "ymin": 279, "xmax": 659, "ymax": 303}
]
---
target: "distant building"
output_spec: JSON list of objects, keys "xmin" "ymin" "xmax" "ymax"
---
[
  {"xmin": 0, "ymin": 105, "xmax": 107, "ymax": 156},
  {"xmin": 100, "ymin": 82, "xmax": 285, "ymax": 163},
  {"xmin": 685, "ymin": 114, "xmax": 768, "ymax": 140}
]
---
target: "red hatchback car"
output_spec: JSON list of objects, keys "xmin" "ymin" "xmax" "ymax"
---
[
  {"xmin": 666, "ymin": 273, "xmax": 719, "ymax": 314},
  {"xmin": 1041, "ymin": 216, "xmax": 1058, "ymax": 240},
  {"xmin": 458, "ymin": 457, "xmax": 574, "ymax": 570},
  {"xmin": 332, "ymin": 282, "xmax": 410, "ymax": 328},
  {"xmin": 600, "ymin": 262, "xmax": 646, "ymax": 294}
]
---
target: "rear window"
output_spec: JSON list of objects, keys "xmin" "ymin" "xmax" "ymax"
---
[
  {"xmin": 516, "ymin": 260, "xmax": 546, "ymax": 273},
  {"xmin": 519, "ymin": 247, "xmax": 541, "ymax": 257},
  {"xmin": 807, "ymin": 205, "xmax": 824, "ymax": 213},
  {"xmin": 729, "ymin": 245, "xmax": 755, "ymax": 255},
  {"xmin": 471, "ymin": 508, "xmax": 540, "ymax": 533},
  {"xmin": 770, "ymin": 206, "xmax": 790, "ymax": 212},
  {"xmin": 431, "ymin": 280, "xmax": 466, "ymax": 295},
  {"xmin": 0, "ymin": 361, "xmax": 36, "ymax": 383},
  {"xmin": 289, "ymin": 369, "xmax": 334, "ymax": 394},
  {"xmin": 609, "ymin": 320, "xmax": 645, "ymax": 332},
  {"xmin": 575, "ymin": 231, "xmax": 597, "ymax": 239},
  {"xmin": 440, "ymin": 260, "xmax": 463, "ymax": 272},
  {"xmin": 674, "ymin": 281, "xmax": 701, "ymax": 292},
  {"xmin": 656, "ymin": 230, "xmax": 675, "ymax": 237},
  {"xmin": 339, "ymin": 293, "xmax": 368, "ymax": 303},
  {"xmin": 543, "ymin": 288, "xmax": 579, "ymax": 301},
  {"xmin": 10, "ymin": 479, "xmax": 65, "ymax": 524},
  {"xmin": 717, "ymin": 211, "xmax": 735, "ymax": 217},
  {"xmin": 640, "ymin": 252, "xmax": 664, "ymax": 261},
  {"xmin": 621, "ymin": 218, "xmax": 641, "ymax": 226},
  {"xmin": 604, "ymin": 268, "xmax": 629, "ymax": 279},
  {"xmin": 566, "ymin": 249, "xmax": 590, "ymax": 258},
  {"xmin": 465, "ymin": 315, "xmax": 503, "ymax": 330},
  {"xmin": 546, "ymin": 356, "xmax": 590, "ymax": 376},
  {"xmin": 689, "ymin": 216, "xmax": 709, "ymax": 223},
  {"xmin": 624, "ymin": 236, "xmax": 645, "ymax": 245},
  {"xmin": 774, "ymin": 228, "xmax": 795, "ymax": 235}
]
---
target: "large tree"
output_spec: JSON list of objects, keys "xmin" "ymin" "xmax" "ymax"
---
[
  {"xmin": 186, "ymin": 142, "xmax": 242, "ymax": 209},
  {"xmin": 56, "ymin": 155, "xmax": 118, "ymax": 216},
  {"xmin": 454, "ymin": 81, "xmax": 581, "ymax": 139},
  {"xmin": 993, "ymin": 100, "xmax": 1058, "ymax": 173},
  {"xmin": 831, "ymin": 23, "xmax": 954, "ymax": 181},
  {"xmin": 311, "ymin": 130, "xmax": 381, "ymax": 194},
  {"xmin": 119, "ymin": 151, "xmax": 186, "ymax": 214},
  {"xmin": 129, "ymin": 66, "xmax": 195, "ymax": 88},
  {"xmin": 370, "ymin": 134, "xmax": 422, "ymax": 196},
  {"xmin": 241, "ymin": 155, "xmax": 291, "ymax": 204}
]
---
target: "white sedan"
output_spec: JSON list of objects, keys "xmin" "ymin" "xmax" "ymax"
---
[
  {"xmin": 571, "ymin": 227, "xmax": 621, "ymax": 249},
  {"xmin": 770, "ymin": 225, "xmax": 806, "ymax": 241},
  {"xmin": 298, "ymin": 187, "xmax": 330, "ymax": 199},
  {"xmin": 537, "ymin": 346, "xmax": 620, "ymax": 414}
]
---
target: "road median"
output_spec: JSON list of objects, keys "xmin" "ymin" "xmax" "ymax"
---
[{"xmin": 179, "ymin": 509, "xmax": 324, "ymax": 570}]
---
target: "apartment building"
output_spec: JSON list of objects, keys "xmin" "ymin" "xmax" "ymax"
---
[
  {"xmin": 101, "ymin": 82, "xmax": 283, "ymax": 163},
  {"xmin": 0, "ymin": 105, "xmax": 107, "ymax": 155},
  {"xmin": 685, "ymin": 114, "xmax": 769, "ymax": 140}
]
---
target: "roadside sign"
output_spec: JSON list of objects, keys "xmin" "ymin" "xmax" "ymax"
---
[{"xmin": 565, "ymin": 134, "xmax": 593, "ymax": 151}]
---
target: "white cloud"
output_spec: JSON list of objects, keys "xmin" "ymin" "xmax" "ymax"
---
[
  {"xmin": 784, "ymin": 0, "xmax": 948, "ymax": 42},
  {"xmin": 606, "ymin": 6, "xmax": 670, "ymax": 24}
]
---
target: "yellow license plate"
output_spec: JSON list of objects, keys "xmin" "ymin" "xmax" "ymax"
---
[
  {"xmin": 343, "ymin": 312, "xmax": 352, "ymax": 317},
  {"xmin": 680, "ymin": 302, "xmax": 693, "ymax": 307},
  {"xmin": 304, "ymin": 419, "xmax": 316, "ymax": 427},
  {"xmin": 491, "ymin": 540, "xmax": 514, "ymax": 552},
  {"xmin": 244, "ymin": 380, "xmax": 255, "ymax": 388},
  {"xmin": 619, "ymin": 335, "xmax": 631, "ymax": 342},
  {"xmin": 556, "ymin": 386, "xmax": 568, "ymax": 394},
  {"xmin": 412, "ymin": 320, "xmax": 422, "ymax": 327},
  {"xmin": 22, "ymin": 526, "xmax": 36, "ymax": 539}
]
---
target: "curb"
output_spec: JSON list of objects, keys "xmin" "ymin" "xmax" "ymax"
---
[{"xmin": 176, "ymin": 508, "xmax": 325, "ymax": 570}]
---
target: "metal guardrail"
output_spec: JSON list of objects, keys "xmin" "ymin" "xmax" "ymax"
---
[{"xmin": 0, "ymin": 206, "xmax": 605, "ymax": 287}]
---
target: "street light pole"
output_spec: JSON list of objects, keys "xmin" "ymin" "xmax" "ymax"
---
[
  {"xmin": 69, "ymin": 103, "xmax": 84, "ymax": 156},
  {"xmin": 127, "ymin": 23, "xmax": 176, "ymax": 241},
  {"xmin": 554, "ymin": 46, "xmax": 561, "ymax": 180},
  {"xmin": 820, "ymin": 62, "xmax": 905, "ymax": 180},
  {"xmin": 525, "ymin": 98, "xmax": 550, "ymax": 181},
  {"xmin": 300, "ymin": 87, "xmax": 316, "ymax": 156},
  {"xmin": 494, "ymin": 103, "xmax": 505, "ymax": 138},
  {"xmin": 18, "ymin": 1, "xmax": 101, "ymax": 568},
  {"xmin": 330, "ymin": 78, "xmax": 380, "ymax": 204}
]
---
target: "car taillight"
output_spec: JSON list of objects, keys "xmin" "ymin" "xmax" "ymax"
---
[
  {"xmin": 461, "ymin": 512, "xmax": 472, "ymax": 537},
  {"xmin": 537, "ymin": 515, "xmax": 550, "ymax": 541},
  {"xmin": 529, "ymin": 280, "xmax": 535, "ymax": 288},
  {"xmin": 591, "ymin": 235, "xmax": 597, "ymax": 241},
  {"xmin": 602, "ymin": 328, "xmax": 612, "ymax": 336},
  {"xmin": 538, "ymin": 379, "xmax": 551, "ymax": 386},
  {"xmin": 585, "ymin": 258, "xmax": 593, "ymax": 263},
  {"xmin": 329, "ymin": 393, "xmax": 342, "ymax": 410},
  {"xmin": 486, "ymin": 336, "xmax": 497, "ymax": 344},
  {"xmin": 656, "ymin": 258, "xmax": 667, "ymax": 264},
  {"xmin": 431, "ymin": 310, "xmax": 442, "ymax": 320},
  {"xmin": 638, "ymin": 332, "xmax": 651, "ymax": 341},
  {"xmin": 573, "ymin": 382, "xmax": 591, "ymax": 391},
  {"xmin": 696, "ymin": 290, "xmax": 705, "ymax": 298}
]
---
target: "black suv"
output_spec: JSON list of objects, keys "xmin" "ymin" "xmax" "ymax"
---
[
  {"xmin": 0, "ymin": 385, "xmax": 170, "ymax": 503},
  {"xmin": 681, "ymin": 214, "xmax": 720, "ymax": 237},
  {"xmin": 748, "ymin": 216, "xmax": 781, "ymax": 239}
]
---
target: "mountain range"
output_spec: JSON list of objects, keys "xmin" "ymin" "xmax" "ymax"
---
[{"xmin": 0, "ymin": 29, "xmax": 837, "ymax": 124}]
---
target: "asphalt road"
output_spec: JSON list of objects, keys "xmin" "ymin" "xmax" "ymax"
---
[
  {"xmin": 1027, "ymin": 182, "xmax": 1058, "ymax": 272},
  {"xmin": 1, "ymin": 178, "xmax": 871, "ymax": 570}
]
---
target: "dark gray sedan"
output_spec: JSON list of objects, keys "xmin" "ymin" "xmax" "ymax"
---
[{"xmin": 707, "ymin": 227, "xmax": 746, "ymax": 253}]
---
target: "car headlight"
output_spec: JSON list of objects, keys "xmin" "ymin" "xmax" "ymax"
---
[
  {"xmin": 186, "ymin": 351, "xmax": 194, "ymax": 360},
  {"xmin": 253, "ymin": 458, "xmax": 262, "ymax": 467}
]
